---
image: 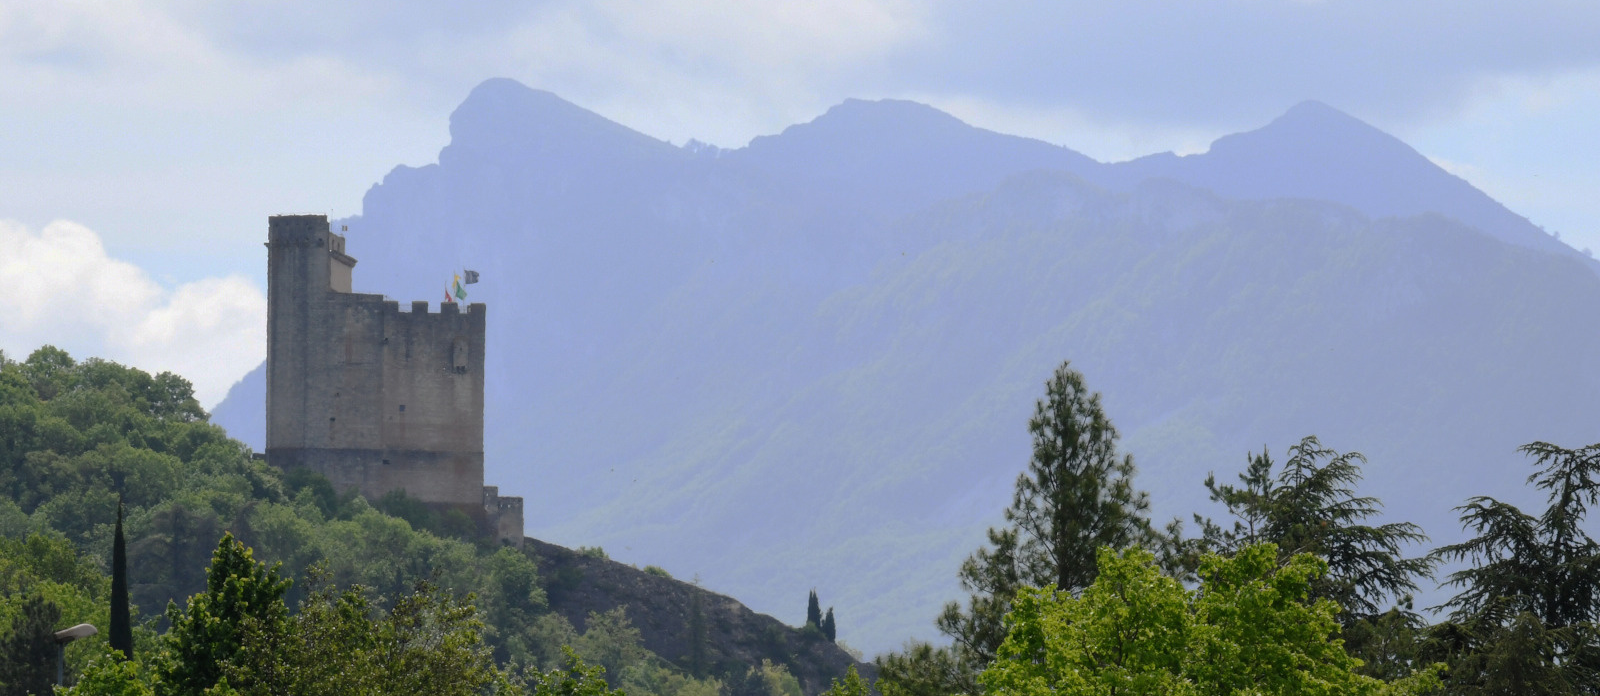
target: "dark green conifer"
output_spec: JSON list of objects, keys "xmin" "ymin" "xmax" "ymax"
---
[
  {"xmin": 806, "ymin": 589, "xmax": 822, "ymax": 630},
  {"xmin": 883, "ymin": 362, "xmax": 1159, "ymax": 696},
  {"xmin": 822, "ymin": 607, "xmax": 836, "ymax": 642},
  {"xmin": 110, "ymin": 500, "xmax": 133, "ymax": 660}
]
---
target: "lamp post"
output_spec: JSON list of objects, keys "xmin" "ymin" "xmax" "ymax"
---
[{"xmin": 52, "ymin": 623, "xmax": 97, "ymax": 687}]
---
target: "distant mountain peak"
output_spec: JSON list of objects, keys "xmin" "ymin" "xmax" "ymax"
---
[
  {"xmin": 1278, "ymin": 99, "xmax": 1355, "ymax": 122},
  {"xmin": 1209, "ymin": 99, "xmax": 1409, "ymax": 159},
  {"xmin": 1104, "ymin": 98, "xmax": 1585, "ymax": 266},
  {"xmin": 815, "ymin": 97, "xmax": 972, "ymax": 129},
  {"xmin": 741, "ymin": 97, "xmax": 982, "ymax": 153},
  {"xmin": 445, "ymin": 78, "xmax": 676, "ymax": 160}
]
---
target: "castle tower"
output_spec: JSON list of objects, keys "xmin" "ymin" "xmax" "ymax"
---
[{"xmin": 265, "ymin": 214, "xmax": 520, "ymax": 546}]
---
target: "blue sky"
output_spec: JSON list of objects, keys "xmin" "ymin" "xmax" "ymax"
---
[{"xmin": 2, "ymin": 0, "xmax": 1597, "ymax": 405}]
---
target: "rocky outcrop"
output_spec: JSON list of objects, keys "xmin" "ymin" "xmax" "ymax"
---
[{"xmin": 527, "ymin": 538, "xmax": 872, "ymax": 695}]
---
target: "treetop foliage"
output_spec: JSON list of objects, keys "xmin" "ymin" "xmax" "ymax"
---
[
  {"xmin": 154, "ymin": 533, "xmax": 292, "ymax": 696},
  {"xmin": 1008, "ymin": 362, "xmax": 1155, "ymax": 594},
  {"xmin": 980, "ymin": 544, "xmax": 1443, "ymax": 696},
  {"xmin": 942, "ymin": 362, "xmax": 1157, "ymax": 649},
  {"xmin": 1423, "ymin": 441, "xmax": 1600, "ymax": 693},
  {"xmin": 1197, "ymin": 435, "xmax": 1433, "ymax": 621}
]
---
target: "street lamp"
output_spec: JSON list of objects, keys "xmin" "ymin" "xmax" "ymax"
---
[{"xmin": 52, "ymin": 623, "xmax": 97, "ymax": 687}]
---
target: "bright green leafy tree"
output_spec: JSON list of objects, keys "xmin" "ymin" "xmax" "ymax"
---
[
  {"xmin": 980, "ymin": 544, "xmax": 1443, "ymax": 696},
  {"xmin": 506, "ymin": 647, "xmax": 625, "ymax": 696},
  {"xmin": 153, "ymin": 533, "xmax": 291, "ymax": 696},
  {"xmin": 819, "ymin": 665, "xmax": 871, "ymax": 696},
  {"xmin": 61, "ymin": 651, "xmax": 155, "ymax": 696}
]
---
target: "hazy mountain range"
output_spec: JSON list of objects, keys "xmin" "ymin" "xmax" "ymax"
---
[{"xmin": 213, "ymin": 78, "xmax": 1600, "ymax": 654}]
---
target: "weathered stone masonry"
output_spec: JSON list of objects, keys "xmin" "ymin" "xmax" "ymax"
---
[{"xmin": 264, "ymin": 214, "xmax": 522, "ymax": 546}]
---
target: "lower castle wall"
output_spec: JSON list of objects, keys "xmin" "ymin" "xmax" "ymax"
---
[{"xmin": 269, "ymin": 447, "xmax": 485, "ymax": 523}]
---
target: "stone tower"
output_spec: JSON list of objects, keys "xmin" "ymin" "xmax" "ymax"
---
[{"xmin": 264, "ymin": 214, "xmax": 522, "ymax": 546}]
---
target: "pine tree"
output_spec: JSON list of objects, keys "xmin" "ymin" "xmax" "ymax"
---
[
  {"xmin": 940, "ymin": 363, "xmax": 1154, "ymax": 653},
  {"xmin": 1195, "ymin": 436, "xmax": 1433, "ymax": 678},
  {"xmin": 806, "ymin": 590, "xmax": 822, "ymax": 630},
  {"xmin": 885, "ymin": 361, "xmax": 1158, "ymax": 696},
  {"xmin": 1006, "ymin": 363, "xmax": 1155, "ymax": 594},
  {"xmin": 1198, "ymin": 436, "xmax": 1432, "ymax": 621},
  {"xmin": 1427, "ymin": 441, "xmax": 1600, "ymax": 693},
  {"xmin": 821, "ymin": 607, "xmax": 836, "ymax": 642},
  {"xmin": 110, "ymin": 500, "xmax": 133, "ymax": 660}
]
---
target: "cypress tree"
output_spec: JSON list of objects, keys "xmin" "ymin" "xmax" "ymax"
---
[
  {"xmin": 110, "ymin": 500, "xmax": 133, "ymax": 660},
  {"xmin": 688, "ymin": 588, "xmax": 707, "ymax": 678},
  {"xmin": 822, "ymin": 607, "xmax": 836, "ymax": 642},
  {"xmin": 806, "ymin": 590, "xmax": 822, "ymax": 630}
]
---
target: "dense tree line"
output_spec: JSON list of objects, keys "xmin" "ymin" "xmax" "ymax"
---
[
  {"xmin": 876, "ymin": 360, "xmax": 1600, "ymax": 695},
  {"xmin": 9, "ymin": 345, "xmax": 1600, "ymax": 694}
]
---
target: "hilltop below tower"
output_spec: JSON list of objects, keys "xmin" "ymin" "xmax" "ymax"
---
[{"xmin": 264, "ymin": 214, "xmax": 521, "ymax": 546}]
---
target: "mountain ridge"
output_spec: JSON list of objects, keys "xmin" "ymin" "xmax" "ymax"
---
[{"xmin": 211, "ymin": 78, "xmax": 1600, "ymax": 654}]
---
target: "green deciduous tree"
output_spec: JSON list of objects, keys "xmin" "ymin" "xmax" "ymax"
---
[
  {"xmin": 505, "ymin": 647, "xmax": 624, "ymax": 696},
  {"xmin": 153, "ymin": 533, "xmax": 291, "ymax": 696},
  {"xmin": 979, "ymin": 544, "xmax": 1443, "ymax": 696},
  {"xmin": 820, "ymin": 666, "xmax": 871, "ymax": 696},
  {"xmin": 61, "ymin": 651, "xmax": 155, "ymax": 696},
  {"xmin": 573, "ymin": 607, "xmax": 649, "ymax": 686},
  {"xmin": 875, "ymin": 642, "xmax": 967, "ymax": 696}
]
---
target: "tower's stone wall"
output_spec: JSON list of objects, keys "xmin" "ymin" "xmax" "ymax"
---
[{"xmin": 264, "ymin": 214, "xmax": 521, "ymax": 546}]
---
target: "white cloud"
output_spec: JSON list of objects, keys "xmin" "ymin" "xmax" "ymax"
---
[
  {"xmin": 2, "ymin": 0, "xmax": 1598, "ymax": 305},
  {"xmin": 0, "ymin": 219, "xmax": 264, "ymax": 409}
]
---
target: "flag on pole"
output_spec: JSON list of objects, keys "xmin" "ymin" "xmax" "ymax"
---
[
  {"xmin": 463, "ymin": 270, "xmax": 479, "ymax": 284},
  {"xmin": 453, "ymin": 274, "xmax": 468, "ymax": 301},
  {"xmin": 444, "ymin": 289, "xmax": 455, "ymax": 304}
]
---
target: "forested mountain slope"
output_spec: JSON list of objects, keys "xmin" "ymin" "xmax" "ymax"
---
[{"xmin": 213, "ymin": 78, "xmax": 1600, "ymax": 653}]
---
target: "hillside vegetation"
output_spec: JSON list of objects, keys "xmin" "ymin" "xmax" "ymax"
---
[{"xmin": 0, "ymin": 347, "xmax": 857, "ymax": 694}]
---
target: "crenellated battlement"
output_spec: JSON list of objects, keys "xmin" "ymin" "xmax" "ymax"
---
[{"xmin": 265, "ymin": 214, "xmax": 522, "ymax": 546}]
